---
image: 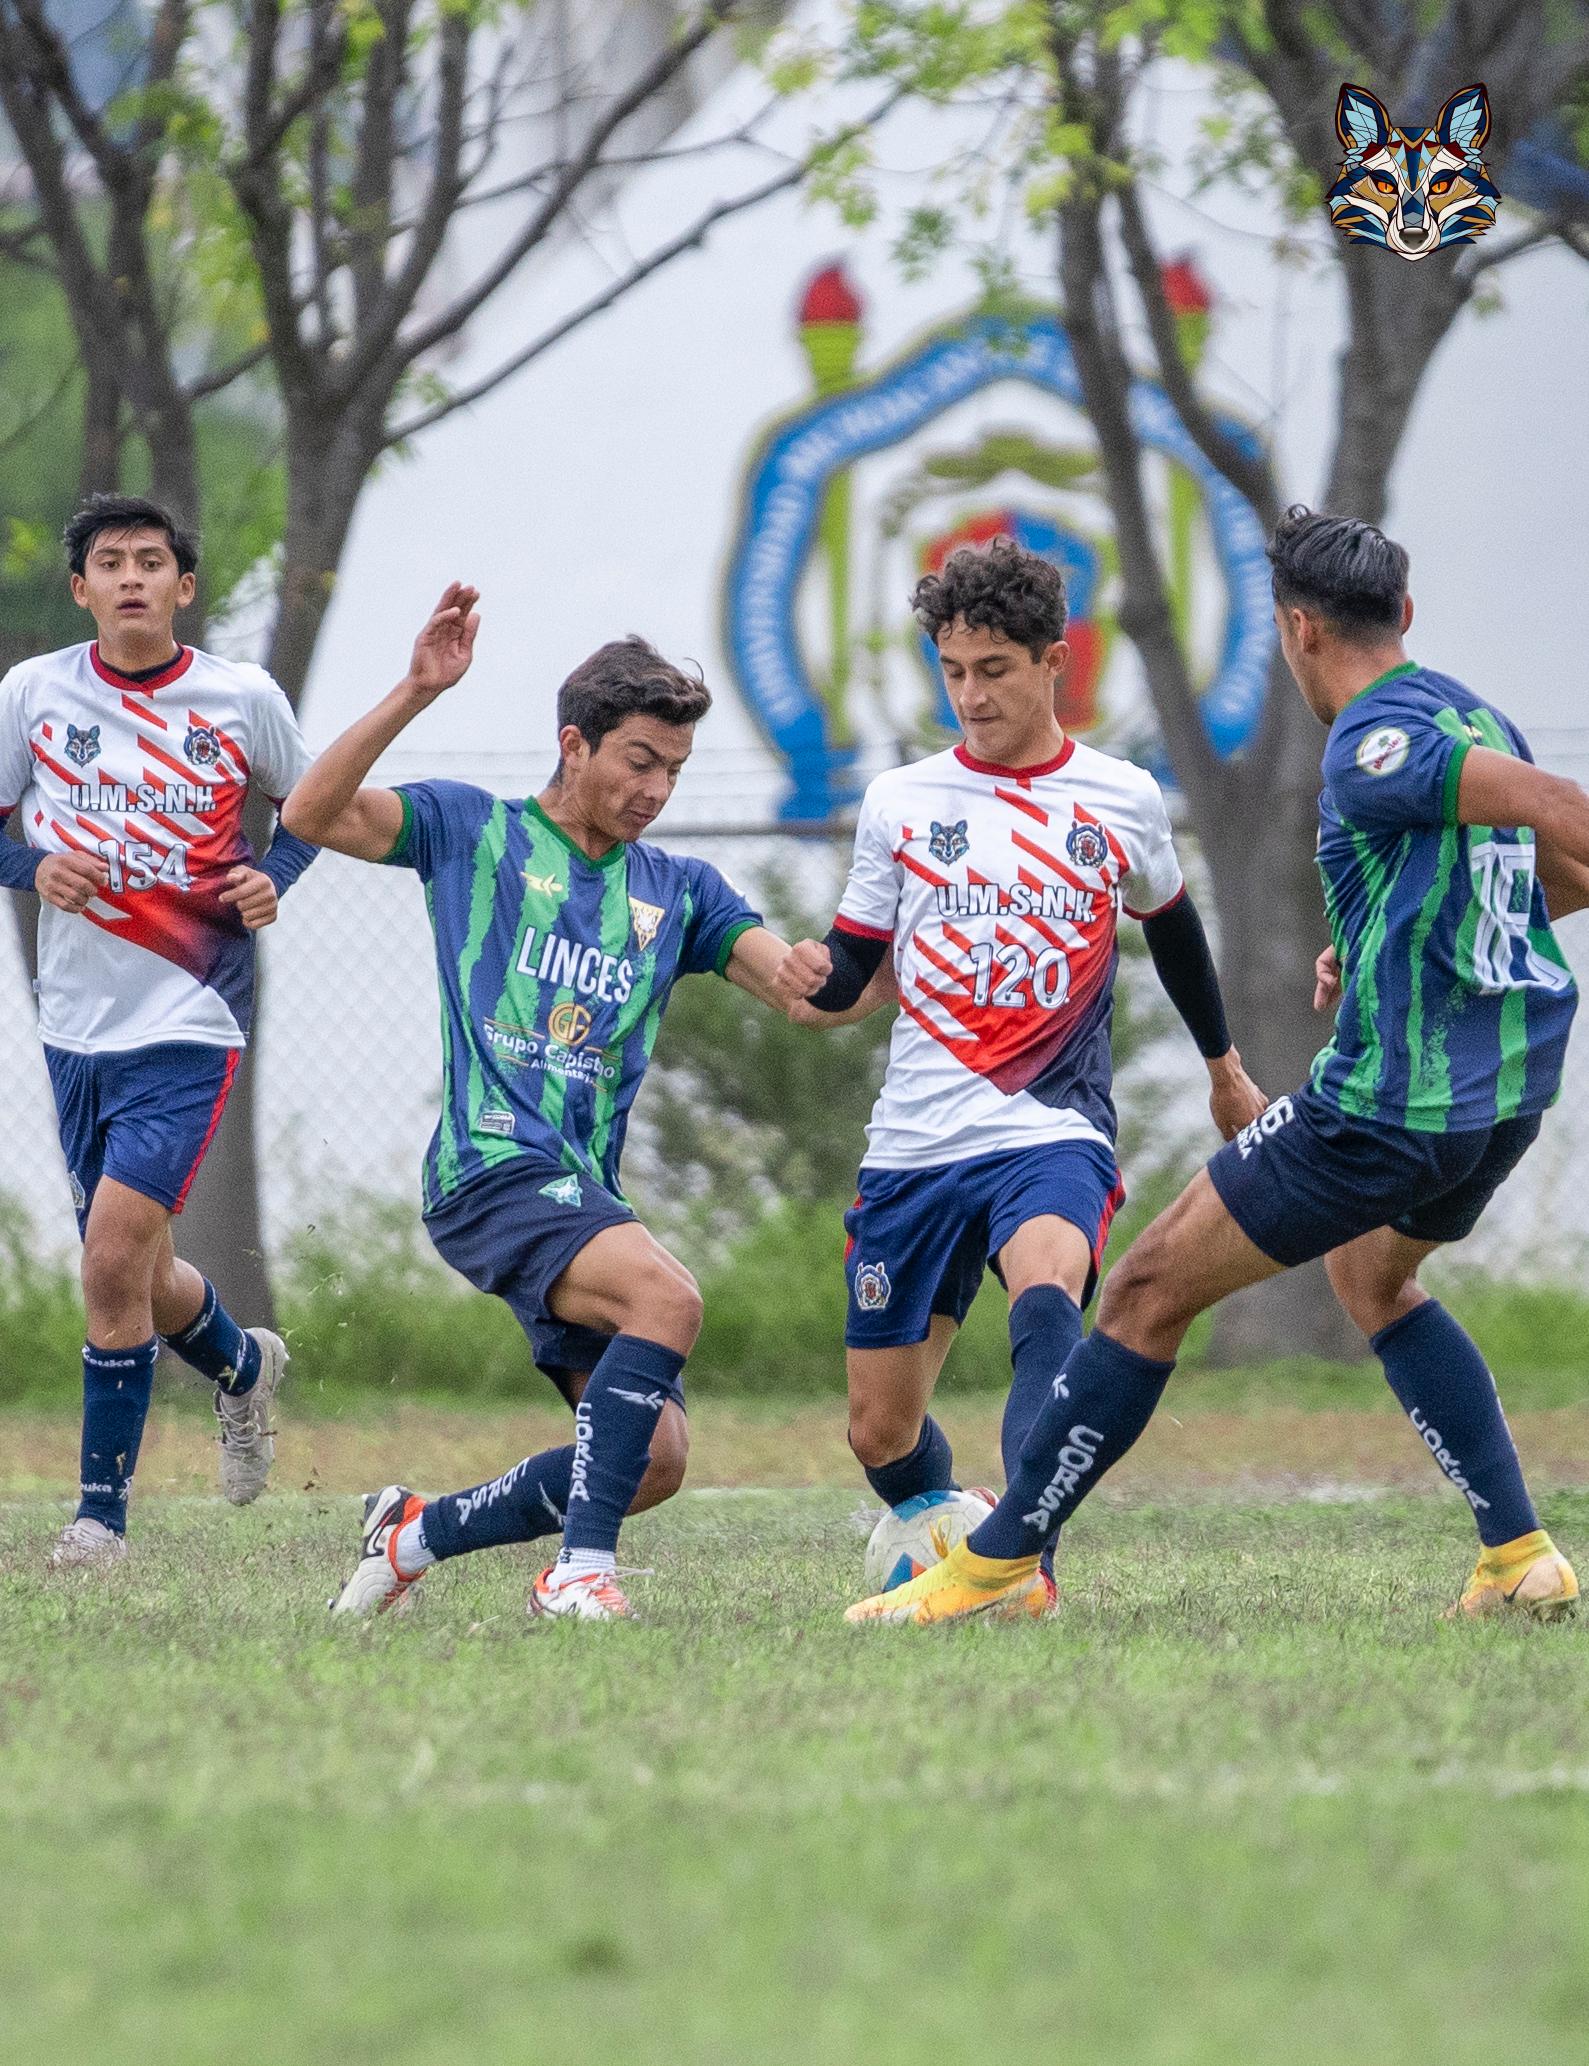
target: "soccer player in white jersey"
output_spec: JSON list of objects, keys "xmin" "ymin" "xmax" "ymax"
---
[
  {"xmin": 0, "ymin": 495, "xmax": 318, "ymax": 1565},
  {"xmin": 776, "ymin": 538, "xmax": 1266, "ymax": 1610}
]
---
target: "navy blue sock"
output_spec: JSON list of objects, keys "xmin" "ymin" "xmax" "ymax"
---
[
  {"xmin": 1372, "ymin": 1300, "xmax": 1539, "ymax": 1548},
  {"xmin": 859, "ymin": 1415, "xmax": 955, "ymax": 1509},
  {"xmin": 162, "ymin": 1280, "xmax": 261, "ymax": 1395},
  {"xmin": 418, "ymin": 1447, "xmax": 574, "ymax": 1560},
  {"xmin": 561, "ymin": 1335, "xmax": 686, "ymax": 1555},
  {"xmin": 970, "ymin": 1329, "xmax": 1174, "ymax": 1560},
  {"xmin": 77, "ymin": 1338, "xmax": 157, "ymax": 1534},
  {"xmin": 1000, "ymin": 1284, "xmax": 1085, "ymax": 1580}
]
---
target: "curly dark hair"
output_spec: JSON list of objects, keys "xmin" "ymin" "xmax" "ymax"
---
[
  {"xmin": 556, "ymin": 636, "xmax": 711, "ymax": 760},
  {"xmin": 910, "ymin": 535, "xmax": 1068, "ymax": 656},
  {"xmin": 64, "ymin": 493, "xmax": 199, "ymax": 577},
  {"xmin": 1268, "ymin": 505, "xmax": 1407, "ymax": 639}
]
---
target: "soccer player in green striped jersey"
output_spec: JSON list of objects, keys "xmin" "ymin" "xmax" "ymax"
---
[
  {"xmin": 848, "ymin": 508, "xmax": 1589, "ymax": 1628},
  {"xmin": 286, "ymin": 585, "xmax": 814, "ymax": 1620}
]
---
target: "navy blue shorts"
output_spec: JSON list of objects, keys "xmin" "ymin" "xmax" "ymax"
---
[
  {"xmin": 45, "ymin": 1041, "xmax": 240, "ymax": 1235},
  {"xmin": 1207, "ymin": 1085, "xmax": 1543, "ymax": 1268},
  {"xmin": 423, "ymin": 1154, "xmax": 636, "ymax": 1393},
  {"xmin": 843, "ymin": 1140, "xmax": 1126, "ymax": 1350}
]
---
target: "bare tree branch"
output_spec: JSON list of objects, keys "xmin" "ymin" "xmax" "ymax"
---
[{"xmin": 1115, "ymin": 179, "xmax": 1280, "ymax": 529}]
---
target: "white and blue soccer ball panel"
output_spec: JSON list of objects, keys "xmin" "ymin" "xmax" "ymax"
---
[{"xmin": 863, "ymin": 1487, "xmax": 997, "ymax": 1595}]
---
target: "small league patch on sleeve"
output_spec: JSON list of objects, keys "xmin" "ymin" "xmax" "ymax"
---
[{"xmin": 1356, "ymin": 725, "xmax": 1411, "ymax": 776}]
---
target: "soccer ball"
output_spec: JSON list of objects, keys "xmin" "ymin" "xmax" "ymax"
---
[{"xmin": 862, "ymin": 1487, "xmax": 997, "ymax": 1595}]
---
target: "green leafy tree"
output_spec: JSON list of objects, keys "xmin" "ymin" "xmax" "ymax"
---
[{"xmin": 779, "ymin": 0, "xmax": 1589, "ymax": 1357}]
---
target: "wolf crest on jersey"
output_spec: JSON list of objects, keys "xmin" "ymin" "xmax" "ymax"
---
[
  {"xmin": 835, "ymin": 740, "xmax": 1183, "ymax": 1169},
  {"xmin": 0, "ymin": 642, "xmax": 311, "ymax": 1053},
  {"xmin": 929, "ymin": 819, "xmax": 969, "ymax": 866},
  {"xmin": 1328, "ymin": 83, "xmax": 1498, "ymax": 260}
]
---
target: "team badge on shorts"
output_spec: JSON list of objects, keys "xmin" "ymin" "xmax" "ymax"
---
[
  {"xmin": 539, "ymin": 1175, "xmax": 584, "ymax": 1208},
  {"xmin": 1066, "ymin": 821, "xmax": 1110, "ymax": 868},
  {"xmin": 64, "ymin": 723, "xmax": 101, "ymax": 768},
  {"xmin": 853, "ymin": 1260, "xmax": 892, "ymax": 1311},
  {"xmin": 184, "ymin": 723, "xmax": 222, "ymax": 768},
  {"xmin": 929, "ymin": 820, "xmax": 969, "ymax": 866}
]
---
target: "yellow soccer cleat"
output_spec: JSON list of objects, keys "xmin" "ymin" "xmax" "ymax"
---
[
  {"xmin": 845, "ymin": 1539, "xmax": 1044, "ymax": 1625},
  {"xmin": 1446, "ymin": 1530, "xmax": 1579, "ymax": 1621}
]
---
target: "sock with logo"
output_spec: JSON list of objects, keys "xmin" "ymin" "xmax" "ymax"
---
[
  {"xmin": 1000, "ymin": 1285, "xmax": 1085, "ymax": 1581},
  {"xmin": 560, "ymin": 1335, "xmax": 687, "ymax": 1556},
  {"xmin": 858, "ymin": 1414, "xmax": 955, "ymax": 1509},
  {"xmin": 413, "ymin": 1447, "xmax": 575, "ymax": 1562},
  {"xmin": 76, "ymin": 1338, "xmax": 158, "ymax": 1534},
  {"xmin": 161, "ymin": 1279, "xmax": 261, "ymax": 1396},
  {"xmin": 968, "ymin": 1329, "xmax": 1174, "ymax": 1560},
  {"xmin": 1371, "ymin": 1301, "xmax": 1539, "ymax": 1548},
  {"xmin": 553, "ymin": 1547, "xmax": 617, "ymax": 1583}
]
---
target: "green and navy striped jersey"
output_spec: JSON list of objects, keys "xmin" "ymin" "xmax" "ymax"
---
[
  {"xmin": 1312, "ymin": 663, "xmax": 1576, "ymax": 1132},
  {"xmin": 385, "ymin": 782, "xmax": 761, "ymax": 1210}
]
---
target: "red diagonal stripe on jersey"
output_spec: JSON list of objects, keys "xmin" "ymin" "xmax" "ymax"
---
[
  {"xmin": 1010, "ymin": 872, "xmax": 1071, "ymax": 952},
  {"xmin": 994, "ymin": 785, "xmax": 1048, "ymax": 825},
  {"xmin": 941, "ymin": 921, "xmax": 977, "ymax": 957},
  {"xmin": 121, "ymin": 813, "xmax": 174, "ymax": 856},
  {"xmin": 899, "ymin": 850, "xmax": 950, "ymax": 890},
  {"xmin": 41, "ymin": 723, "xmax": 52, "ymax": 741},
  {"xmin": 126, "ymin": 694, "xmax": 168, "ymax": 728},
  {"xmin": 50, "ymin": 816, "xmax": 95, "ymax": 853},
  {"xmin": 912, "ymin": 929, "xmax": 973, "ymax": 991},
  {"xmin": 138, "ymin": 735, "xmax": 195, "ymax": 780},
  {"xmin": 899, "ymin": 988, "xmax": 973, "ymax": 1050},
  {"xmin": 31, "ymin": 741, "xmax": 76, "ymax": 785},
  {"xmin": 197, "ymin": 714, "xmax": 250, "ymax": 780},
  {"xmin": 1011, "ymin": 827, "xmax": 1090, "ymax": 892}
]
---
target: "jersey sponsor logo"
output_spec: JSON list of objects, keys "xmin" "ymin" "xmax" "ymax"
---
[
  {"xmin": 1065, "ymin": 822, "xmax": 1110, "ymax": 868},
  {"xmin": 548, "ymin": 1001, "xmax": 594, "ymax": 1048},
  {"xmin": 64, "ymin": 723, "xmax": 101, "ymax": 768},
  {"xmin": 183, "ymin": 723, "xmax": 222, "ymax": 768},
  {"xmin": 853, "ymin": 1260, "xmax": 892, "ymax": 1311},
  {"xmin": 539, "ymin": 1175, "xmax": 584, "ymax": 1208},
  {"xmin": 928, "ymin": 819, "xmax": 970, "ymax": 866},
  {"xmin": 516, "ymin": 925, "xmax": 636, "ymax": 1006},
  {"xmin": 935, "ymin": 881, "xmax": 1097, "ymax": 924},
  {"xmin": 485, "ymin": 1017, "xmax": 540, "ymax": 1068},
  {"xmin": 70, "ymin": 780, "xmax": 218, "ymax": 814},
  {"xmin": 522, "ymin": 869, "xmax": 565, "ymax": 897},
  {"xmin": 1234, "ymin": 1093, "xmax": 1295, "ymax": 1160},
  {"xmin": 478, "ymin": 1104, "xmax": 516, "ymax": 1138},
  {"xmin": 628, "ymin": 896, "xmax": 665, "ymax": 951},
  {"xmin": 1356, "ymin": 725, "xmax": 1411, "ymax": 776}
]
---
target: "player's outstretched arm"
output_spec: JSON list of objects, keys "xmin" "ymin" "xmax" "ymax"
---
[
  {"xmin": 282, "ymin": 583, "xmax": 480, "ymax": 860},
  {"xmin": 722, "ymin": 925, "xmax": 794, "ymax": 1010},
  {"xmin": 1455, "ymin": 747, "xmax": 1589, "ymax": 919},
  {"xmin": 788, "ymin": 956, "xmax": 898, "ymax": 1028},
  {"xmin": 1139, "ymin": 892, "xmax": 1267, "ymax": 1140}
]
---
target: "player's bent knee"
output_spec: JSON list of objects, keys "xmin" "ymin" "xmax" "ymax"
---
[
  {"xmin": 80, "ymin": 1234, "xmax": 156, "ymax": 1317},
  {"xmin": 847, "ymin": 1407, "xmax": 923, "ymax": 1472}
]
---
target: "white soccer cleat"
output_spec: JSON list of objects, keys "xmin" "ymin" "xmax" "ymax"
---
[
  {"xmin": 49, "ymin": 1516, "xmax": 128, "ymax": 1569},
  {"xmin": 528, "ymin": 1565, "xmax": 636, "ymax": 1621},
  {"xmin": 328, "ymin": 1485, "xmax": 428, "ymax": 1618},
  {"xmin": 213, "ymin": 1327, "xmax": 287, "ymax": 1506}
]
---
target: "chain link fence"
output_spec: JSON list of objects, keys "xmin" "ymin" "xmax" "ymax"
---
[{"xmin": 4, "ymin": 744, "xmax": 1589, "ymax": 1290}]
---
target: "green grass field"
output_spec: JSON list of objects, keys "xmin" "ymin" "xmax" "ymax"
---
[{"xmin": 3, "ymin": 1405, "xmax": 1588, "ymax": 2065}]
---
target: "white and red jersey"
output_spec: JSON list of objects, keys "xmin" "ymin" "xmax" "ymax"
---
[
  {"xmin": 0, "ymin": 642, "xmax": 311, "ymax": 1054},
  {"xmin": 836, "ymin": 738, "xmax": 1184, "ymax": 1169}
]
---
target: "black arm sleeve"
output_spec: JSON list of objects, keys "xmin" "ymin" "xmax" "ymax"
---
[
  {"xmin": 807, "ymin": 923, "xmax": 889, "ymax": 1012},
  {"xmin": 1140, "ymin": 891, "xmax": 1231, "ymax": 1060}
]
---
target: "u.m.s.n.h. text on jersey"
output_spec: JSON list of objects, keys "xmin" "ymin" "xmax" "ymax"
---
[
  {"xmin": 383, "ymin": 782, "xmax": 759, "ymax": 1212},
  {"xmin": 835, "ymin": 738, "xmax": 1185, "ymax": 1170},
  {"xmin": 0, "ymin": 643, "xmax": 311, "ymax": 1053}
]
